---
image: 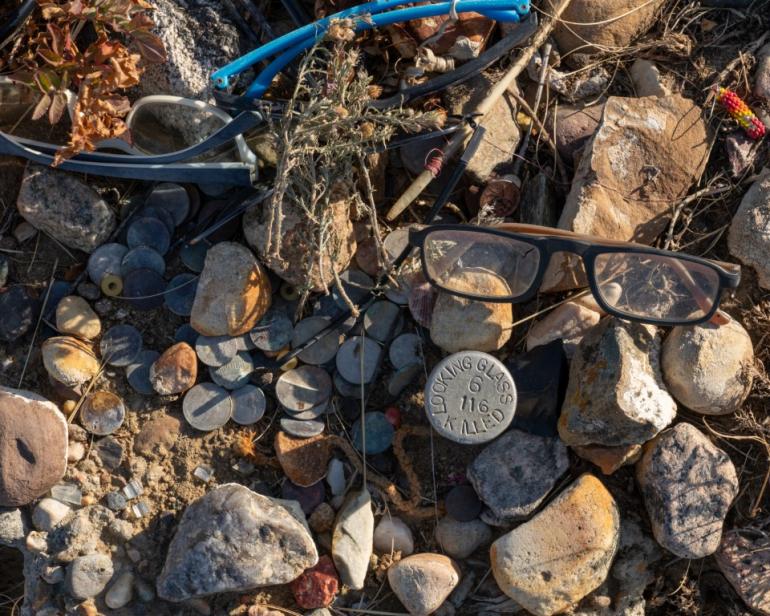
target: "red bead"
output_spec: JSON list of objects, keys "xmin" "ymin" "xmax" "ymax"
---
[{"xmin": 384, "ymin": 406, "xmax": 402, "ymax": 429}]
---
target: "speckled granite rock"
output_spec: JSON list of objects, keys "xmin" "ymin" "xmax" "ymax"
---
[
  {"xmin": 637, "ymin": 423, "xmax": 738, "ymax": 559},
  {"xmin": 16, "ymin": 164, "xmax": 115, "ymax": 253},
  {"xmin": 157, "ymin": 484, "xmax": 317, "ymax": 601}
]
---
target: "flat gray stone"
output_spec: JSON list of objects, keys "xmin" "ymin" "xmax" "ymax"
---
[
  {"xmin": 467, "ymin": 429, "xmax": 569, "ymax": 525},
  {"xmin": 157, "ymin": 484, "xmax": 317, "ymax": 601},
  {"xmin": 16, "ymin": 163, "xmax": 115, "ymax": 253},
  {"xmin": 637, "ymin": 423, "xmax": 738, "ymax": 559},
  {"xmin": 65, "ymin": 553, "xmax": 114, "ymax": 600},
  {"xmin": 332, "ymin": 489, "xmax": 374, "ymax": 590},
  {"xmin": 558, "ymin": 318, "xmax": 677, "ymax": 447},
  {"xmin": 435, "ymin": 517, "xmax": 492, "ymax": 559}
]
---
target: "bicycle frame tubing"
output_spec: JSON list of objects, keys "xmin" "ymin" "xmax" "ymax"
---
[
  {"xmin": 211, "ymin": 0, "xmax": 531, "ymax": 95},
  {"xmin": 408, "ymin": 223, "xmax": 741, "ymax": 326}
]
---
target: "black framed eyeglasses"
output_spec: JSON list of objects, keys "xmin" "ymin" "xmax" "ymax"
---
[{"xmin": 408, "ymin": 224, "xmax": 741, "ymax": 326}]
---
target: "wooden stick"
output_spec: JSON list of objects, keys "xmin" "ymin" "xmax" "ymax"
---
[{"xmin": 385, "ymin": 0, "xmax": 573, "ymax": 221}]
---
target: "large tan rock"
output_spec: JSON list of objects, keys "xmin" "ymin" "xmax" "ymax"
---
[
  {"xmin": 42, "ymin": 336, "xmax": 100, "ymax": 387},
  {"xmin": 543, "ymin": 95, "xmax": 709, "ymax": 291},
  {"xmin": 190, "ymin": 242, "xmax": 272, "ymax": 336},
  {"xmin": 243, "ymin": 197, "xmax": 356, "ymax": 293},
  {"xmin": 430, "ymin": 270, "xmax": 512, "ymax": 353},
  {"xmin": 491, "ymin": 474, "xmax": 620, "ymax": 616},
  {"xmin": 548, "ymin": 0, "xmax": 665, "ymax": 58},
  {"xmin": 388, "ymin": 553, "xmax": 461, "ymax": 616},
  {"xmin": 56, "ymin": 296, "xmax": 101, "ymax": 340}
]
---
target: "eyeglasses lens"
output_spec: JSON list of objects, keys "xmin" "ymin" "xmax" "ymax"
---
[
  {"xmin": 423, "ymin": 229, "xmax": 540, "ymax": 299},
  {"xmin": 593, "ymin": 252, "xmax": 721, "ymax": 323},
  {"xmin": 128, "ymin": 103, "xmax": 235, "ymax": 161}
]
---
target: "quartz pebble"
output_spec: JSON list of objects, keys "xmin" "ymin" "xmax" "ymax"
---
[
  {"xmin": 435, "ymin": 517, "xmax": 492, "ymax": 559},
  {"xmin": 373, "ymin": 516, "xmax": 414, "ymax": 556},
  {"xmin": 491, "ymin": 474, "xmax": 620, "ymax": 616},
  {"xmin": 66, "ymin": 553, "xmax": 114, "ymax": 600},
  {"xmin": 274, "ymin": 431, "xmax": 332, "ymax": 487},
  {"xmin": 56, "ymin": 296, "xmax": 101, "ymax": 340},
  {"xmin": 662, "ymin": 317, "xmax": 754, "ymax": 415},
  {"xmin": 467, "ymin": 430, "xmax": 568, "ymax": 525},
  {"xmin": 332, "ymin": 489, "xmax": 374, "ymax": 590},
  {"xmin": 388, "ymin": 553, "xmax": 461, "ymax": 616},
  {"xmin": 32, "ymin": 498, "xmax": 72, "ymax": 532},
  {"xmin": 157, "ymin": 484, "xmax": 318, "ymax": 601},
  {"xmin": 105, "ymin": 571, "xmax": 134, "ymax": 609},
  {"xmin": 637, "ymin": 423, "xmax": 738, "ymax": 559},
  {"xmin": 150, "ymin": 342, "xmax": 198, "ymax": 395},
  {"xmin": 42, "ymin": 336, "xmax": 100, "ymax": 387},
  {"xmin": 190, "ymin": 242, "xmax": 272, "ymax": 336},
  {"xmin": 0, "ymin": 387, "xmax": 68, "ymax": 507}
]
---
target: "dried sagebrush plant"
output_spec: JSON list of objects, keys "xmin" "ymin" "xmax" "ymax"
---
[{"xmin": 261, "ymin": 26, "xmax": 444, "ymax": 312}]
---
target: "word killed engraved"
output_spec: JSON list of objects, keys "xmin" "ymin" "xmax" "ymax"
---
[{"xmin": 425, "ymin": 351, "xmax": 517, "ymax": 444}]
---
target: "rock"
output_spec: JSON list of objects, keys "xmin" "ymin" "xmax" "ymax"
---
[
  {"xmin": 387, "ymin": 553, "xmax": 461, "ymax": 616},
  {"xmin": 331, "ymin": 489, "xmax": 373, "ymax": 590},
  {"xmin": 190, "ymin": 242, "xmax": 272, "ymax": 336},
  {"xmin": 716, "ymin": 530, "xmax": 770, "ymax": 615},
  {"xmin": 754, "ymin": 43, "xmax": 770, "ymax": 99},
  {"xmin": 133, "ymin": 414, "xmax": 181, "ymax": 456},
  {"xmin": 16, "ymin": 164, "xmax": 116, "ymax": 253},
  {"xmin": 105, "ymin": 571, "xmax": 134, "ymax": 609},
  {"xmin": 0, "ymin": 507, "xmax": 26, "ymax": 547},
  {"xmin": 42, "ymin": 336, "xmax": 100, "ymax": 387},
  {"xmin": 243, "ymin": 196, "xmax": 356, "ymax": 292},
  {"xmin": 491, "ymin": 474, "xmax": 620, "ymax": 616},
  {"xmin": 446, "ymin": 74, "xmax": 519, "ymax": 182},
  {"xmin": 13, "ymin": 221, "xmax": 37, "ymax": 244},
  {"xmin": 0, "ymin": 286, "xmax": 37, "ymax": 341},
  {"xmin": 308, "ymin": 503, "xmax": 335, "ymax": 533},
  {"xmin": 42, "ymin": 564, "xmax": 66, "ymax": 584},
  {"xmin": 636, "ymin": 423, "xmax": 738, "ymax": 559},
  {"xmin": 55, "ymin": 296, "xmax": 101, "ymax": 340},
  {"xmin": 373, "ymin": 516, "xmax": 415, "ymax": 556},
  {"xmin": 32, "ymin": 498, "xmax": 72, "ymax": 532},
  {"xmin": 526, "ymin": 301, "xmax": 601, "ymax": 357},
  {"xmin": 629, "ymin": 60, "xmax": 669, "ymax": 97},
  {"xmin": 662, "ymin": 317, "xmax": 754, "ymax": 415},
  {"xmin": 553, "ymin": 103, "xmax": 604, "ymax": 164},
  {"xmin": 0, "ymin": 387, "xmax": 68, "ymax": 507},
  {"xmin": 140, "ymin": 0, "xmax": 243, "ymax": 106},
  {"xmin": 149, "ymin": 342, "xmax": 198, "ymax": 396},
  {"xmin": 606, "ymin": 515, "xmax": 662, "ymax": 612},
  {"xmin": 467, "ymin": 429, "xmax": 569, "ymax": 525},
  {"xmin": 519, "ymin": 172, "xmax": 560, "ymax": 228},
  {"xmin": 157, "ymin": 484, "xmax": 317, "ymax": 601},
  {"xmin": 548, "ymin": 0, "xmax": 665, "ymax": 58},
  {"xmin": 430, "ymin": 270, "xmax": 512, "ymax": 353},
  {"xmin": 544, "ymin": 95, "xmax": 709, "ymax": 291},
  {"xmin": 725, "ymin": 131, "xmax": 757, "ymax": 178},
  {"xmin": 728, "ymin": 170, "xmax": 770, "ymax": 289},
  {"xmin": 274, "ymin": 432, "xmax": 332, "ymax": 488},
  {"xmin": 47, "ymin": 505, "xmax": 116, "ymax": 562},
  {"xmin": 558, "ymin": 318, "xmax": 677, "ymax": 447},
  {"xmin": 435, "ymin": 517, "xmax": 492, "ymax": 559},
  {"xmin": 290, "ymin": 555, "xmax": 339, "ymax": 609},
  {"xmin": 572, "ymin": 443, "xmax": 642, "ymax": 475},
  {"xmin": 68, "ymin": 442, "xmax": 86, "ymax": 463},
  {"xmin": 0, "ymin": 254, "xmax": 8, "ymax": 288},
  {"xmin": 66, "ymin": 554, "xmax": 114, "ymax": 600}
]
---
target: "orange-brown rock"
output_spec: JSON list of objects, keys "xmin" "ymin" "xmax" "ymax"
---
[
  {"xmin": 573, "ymin": 443, "xmax": 642, "ymax": 475},
  {"xmin": 491, "ymin": 474, "xmax": 620, "ymax": 616},
  {"xmin": 190, "ymin": 242, "xmax": 272, "ymax": 336},
  {"xmin": 150, "ymin": 343, "xmax": 198, "ymax": 396},
  {"xmin": 42, "ymin": 336, "xmax": 100, "ymax": 387},
  {"xmin": 274, "ymin": 431, "xmax": 332, "ymax": 487}
]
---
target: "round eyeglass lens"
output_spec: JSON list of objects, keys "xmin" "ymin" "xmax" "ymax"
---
[
  {"xmin": 422, "ymin": 229, "xmax": 540, "ymax": 299},
  {"xmin": 593, "ymin": 252, "xmax": 721, "ymax": 323}
]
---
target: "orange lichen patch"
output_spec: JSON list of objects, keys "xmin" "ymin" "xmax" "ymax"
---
[
  {"xmin": 491, "ymin": 474, "xmax": 620, "ymax": 616},
  {"xmin": 274, "ymin": 431, "xmax": 333, "ymax": 487}
]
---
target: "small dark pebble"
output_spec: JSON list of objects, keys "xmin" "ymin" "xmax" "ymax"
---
[
  {"xmin": 0, "ymin": 286, "xmax": 37, "ymax": 341},
  {"xmin": 445, "ymin": 485, "xmax": 483, "ymax": 522},
  {"xmin": 94, "ymin": 436, "xmax": 124, "ymax": 471},
  {"xmin": 281, "ymin": 480, "xmax": 325, "ymax": 515},
  {"xmin": 77, "ymin": 282, "xmax": 101, "ymax": 301},
  {"xmin": 105, "ymin": 491, "xmax": 127, "ymax": 511}
]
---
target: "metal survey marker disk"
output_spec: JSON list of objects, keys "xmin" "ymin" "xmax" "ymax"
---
[
  {"xmin": 389, "ymin": 333, "xmax": 422, "ymax": 369},
  {"xmin": 196, "ymin": 335, "xmax": 238, "ymax": 367},
  {"xmin": 88, "ymin": 243, "xmax": 128, "ymax": 285},
  {"xmin": 291, "ymin": 316, "xmax": 341, "ymax": 365},
  {"xmin": 146, "ymin": 182, "xmax": 190, "ymax": 226},
  {"xmin": 363, "ymin": 300, "xmax": 403, "ymax": 342},
  {"xmin": 280, "ymin": 417, "xmax": 325, "ymax": 438},
  {"xmin": 100, "ymin": 324, "xmax": 143, "ymax": 366},
  {"xmin": 251, "ymin": 311, "xmax": 293, "ymax": 353},
  {"xmin": 209, "ymin": 351, "xmax": 254, "ymax": 390},
  {"xmin": 165, "ymin": 273, "xmax": 198, "ymax": 316},
  {"xmin": 81, "ymin": 391, "xmax": 125, "ymax": 435},
  {"xmin": 123, "ymin": 268, "xmax": 167, "ymax": 311},
  {"xmin": 183, "ymin": 382, "xmax": 232, "ymax": 431},
  {"xmin": 230, "ymin": 384, "xmax": 266, "ymax": 425},
  {"xmin": 125, "ymin": 349, "xmax": 160, "ymax": 395},
  {"xmin": 336, "ymin": 336, "xmax": 381, "ymax": 385},
  {"xmin": 121, "ymin": 246, "xmax": 166, "ymax": 277},
  {"xmin": 127, "ymin": 217, "xmax": 171, "ymax": 255},
  {"xmin": 276, "ymin": 366, "xmax": 332, "ymax": 412},
  {"xmin": 424, "ymin": 351, "xmax": 517, "ymax": 444}
]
